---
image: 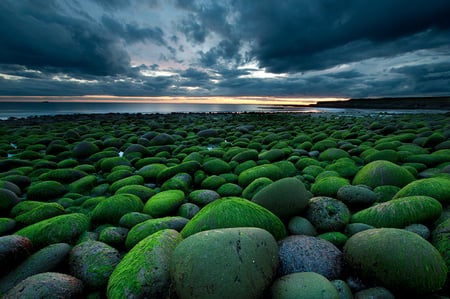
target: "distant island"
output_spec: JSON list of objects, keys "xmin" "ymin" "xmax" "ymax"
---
[{"xmin": 310, "ymin": 96, "xmax": 450, "ymax": 110}]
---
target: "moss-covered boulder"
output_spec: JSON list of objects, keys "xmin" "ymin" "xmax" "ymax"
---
[
  {"xmin": 259, "ymin": 148, "xmax": 285, "ymax": 162},
  {"xmin": 136, "ymin": 163, "xmax": 168, "ymax": 182},
  {"xmin": 305, "ymin": 197, "xmax": 350, "ymax": 232},
  {"xmin": 68, "ymin": 175, "xmax": 97, "ymax": 194},
  {"xmin": 115, "ymin": 184, "xmax": 156, "ymax": 202},
  {"xmin": 0, "ymin": 235, "xmax": 33, "ymax": 277},
  {"xmin": 119, "ymin": 212, "xmax": 152, "ymax": 229},
  {"xmin": 170, "ymin": 227, "xmax": 279, "ymax": 299},
  {"xmin": 188, "ymin": 189, "xmax": 220, "ymax": 206},
  {"xmin": 311, "ymin": 176, "xmax": 350, "ymax": 197},
  {"xmin": 15, "ymin": 213, "xmax": 90, "ymax": 248},
  {"xmin": 278, "ymin": 235, "xmax": 344, "ymax": 279},
  {"xmin": 69, "ymin": 240, "xmax": 121, "ymax": 290},
  {"xmin": 352, "ymin": 160, "xmax": 415, "ymax": 188},
  {"xmin": 149, "ymin": 133, "xmax": 174, "ymax": 146},
  {"xmin": 72, "ymin": 141, "xmax": 100, "ymax": 159},
  {"xmin": 217, "ymin": 182, "xmax": 242, "ymax": 197},
  {"xmin": 287, "ymin": 216, "xmax": 317, "ymax": 236},
  {"xmin": 109, "ymin": 175, "xmax": 144, "ymax": 193},
  {"xmin": 432, "ymin": 218, "xmax": 450, "ymax": 286},
  {"xmin": 202, "ymin": 158, "xmax": 231, "ymax": 175},
  {"xmin": 393, "ymin": 177, "xmax": 450, "ymax": 204},
  {"xmin": 270, "ymin": 272, "xmax": 339, "ymax": 299},
  {"xmin": 26, "ymin": 180, "xmax": 67, "ymax": 201},
  {"xmin": 318, "ymin": 148, "xmax": 350, "ymax": 161},
  {"xmin": 157, "ymin": 161, "xmax": 201, "ymax": 182},
  {"xmin": 98, "ymin": 226, "xmax": 129, "ymax": 249},
  {"xmin": 242, "ymin": 177, "xmax": 273, "ymax": 200},
  {"xmin": 176, "ymin": 202, "xmax": 200, "ymax": 219},
  {"xmin": 337, "ymin": 185, "xmax": 377, "ymax": 208},
  {"xmin": 251, "ymin": 177, "xmax": 311, "ymax": 219},
  {"xmin": 125, "ymin": 216, "xmax": 188, "ymax": 250},
  {"xmin": 15, "ymin": 202, "xmax": 65, "ymax": 227},
  {"xmin": 143, "ymin": 190, "xmax": 185, "ymax": 218},
  {"xmin": 344, "ymin": 228, "xmax": 447, "ymax": 294},
  {"xmin": 238, "ymin": 164, "xmax": 283, "ymax": 187},
  {"xmin": 181, "ymin": 197, "xmax": 286, "ymax": 240},
  {"xmin": 99, "ymin": 156, "xmax": 131, "ymax": 173},
  {"xmin": 0, "ymin": 243, "xmax": 71, "ymax": 294},
  {"xmin": 107, "ymin": 229, "xmax": 182, "ymax": 299},
  {"xmin": 38, "ymin": 168, "xmax": 87, "ymax": 184},
  {"xmin": 3, "ymin": 272, "xmax": 84, "ymax": 298},
  {"xmin": 351, "ymin": 196, "xmax": 442, "ymax": 228},
  {"xmin": 91, "ymin": 194, "xmax": 144, "ymax": 225}
]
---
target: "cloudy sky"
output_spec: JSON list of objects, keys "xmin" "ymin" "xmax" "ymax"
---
[{"xmin": 0, "ymin": 0, "xmax": 449, "ymax": 100}]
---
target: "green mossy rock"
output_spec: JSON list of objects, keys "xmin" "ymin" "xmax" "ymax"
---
[
  {"xmin": 202, "ymin": 158, "xmax": 231, "ymax": 174},
  {"xmin": 0, "ymin": 180, "xmax": 21, "ymax": 196},
  {"xmin": 252, "ymin": 177, "xmax": 311, "ymax": 219},
  {"xmin": 136, "ymin": 163, "xmax": 167, "ymax": 182},
  {"xmin": 10, "ymin": 200, "xmax": 46, "ymax": 218},
  {"xmin": 119, "ymin": 212, "xmax": 152, "ymax": 229},
  {"xmin": 72, "ymin": 141, "xmax": 100, "ymax": 159},
  {"xmin": 351, "ymin": 196, "xmax": 442, "ymax": 228},
  {"xmin": 181, "ymin": 197, "xmax": 286, "ymax": 240},
  {"xmin": 3, "ymin": 272, "xmax": 84, "ymax": 298},
  {"xmin": 91, "ymin": 194, "xmax": 144, "ymax": 225},
  {"xmin": 143, "ymin": 190, "xmax": 185, "ymax": 218},
  {"xmin": 242, "ymin": 177, "xmax": 273, "ymax": 200},
  {"xmin": 270, "ymin": 272, "xmax": 339, "ymax": 299},
  {"xmin": 337, "ymin": 185, "xmax": 377, "ymax": 208},
  {"xmin": 15, "ymin": 202, "xmax": 65, "ymax": 227},
  {"xmin": 393, "ymin": 177, "xmax": 450, "ymax": 204},
  {"xmin": 305, "ymin": 197, "xmax": 351, "ymax": 232},
  {"xmin": 188, "ymin": 189, "xmax": 220, "ymax": 206},
  {"xmin": 100, "ymin": 157, "xmax": 131, "ymax": 172},
  {"xmin": 149, "ymin": 133, "xmax": 175, "ymax": 146},
  {"xmin": 287, "ymin": 216, "xmax": 317, "ymax": 236},
  {"xmin": 109, "ymin": 175, "xmax": 144, "ymax": 193},
  {"xmin": 26, "ymin": 180, "xmax": 67, "ymax": 201},
  {"xmin": 68, "ymin": 175, "xmax": 97, "ymax": 194},
  {"xmin": 176, "ymin": 202, "xmax": 200, "ymax": 219},
  {"xmin": 15, "ymin": 213, "xmax": 90, "ymax": 248},
  {"xmin": 431, "ymin": 218, "xmax": 450, "ymax": 277},
  {"xmin": 0, "ymin": 188, "xmax": 20, "ymax": 215},
  {"xmin": 352, "ymin": 160, "xmax": 415, "ymax": 188},
  {"xmin": 217, "ymin": 182, "xmax": 242, "ymax": 196},
  {"xmin": 259, "ymin": 148, "xmax": 285, "ymax": 162},
  {"xmin": 107, "ymin": 229, "xmax": 182, "ymax": 299},
  {"xmin": 38, "ymin": 168, "xmax": 87, "ymax": 184},
  {"xmin": 98, "ymin": 226, "xmax": 129, "ymax": 249},
  {"xmin": 318, "ymin": 148, "xmax": 350, "ymax": 161},
  {"xmin": 170, "ymin": 227, "xmax": 279, "ymax": 299},
  {"xmin": 69, "ymin": 240, "xmax": 121, "ymax": 290},
  {"xmin": 325, "ymin": 161, "xmax": 359, "ymax": 178},
  {"xmin": 229, "ymin": 149, "xmax": 259, "ymax": 163},
  {"xmin": 125, "ymin": 216, "xmax": 188, "ymax": 250},
  {"xmin": 115, "ymin": 184, "xmax": 156, "ymax": 202},
  {"xmin": 238, "ymin": 164, "xmax": 283, "ymax": 187},
  {"xmin": 311, "ymin": 176, "xmax": 350, "ymax": 197},
  {"xmin": 0, "ymin": 243, "xmax": 71, "ymax": 294},
  {"xmin": 344, "ymin": 228, "xmax": 447, "ymax": 294}
]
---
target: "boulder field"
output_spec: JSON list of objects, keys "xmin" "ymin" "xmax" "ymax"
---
[{"xmin": 0, "ymin": 112, "xmax": 449, "ymax": 298}]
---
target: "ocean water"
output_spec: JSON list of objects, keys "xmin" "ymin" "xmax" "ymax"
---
[{"xmin": 0, "ymin": 101, "xmax": 445, "ymax": 120}]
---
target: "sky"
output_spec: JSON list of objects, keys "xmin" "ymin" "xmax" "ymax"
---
[{"xmin": 0, "ymin": 0, "xmax": 449, "ymax": 101}]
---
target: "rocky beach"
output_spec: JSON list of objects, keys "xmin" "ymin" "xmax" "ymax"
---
[{"xmin": 0, "ymin": 110, "xmax": 449, "ymax": 298}]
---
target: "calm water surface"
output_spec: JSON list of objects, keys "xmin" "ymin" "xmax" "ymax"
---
[{"xmin": 0, "ymin": 102, "xmax": 446, "ymax": 120}]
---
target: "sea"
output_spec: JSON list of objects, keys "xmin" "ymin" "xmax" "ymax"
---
[{"xmin": 0, "ymin": 101, "xmax": 447, "ymax": 120}]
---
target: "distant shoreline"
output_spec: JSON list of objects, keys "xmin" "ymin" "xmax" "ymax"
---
[{"xmin": 307, "ymin": 96, "xmax": 450, "ymax": 110}]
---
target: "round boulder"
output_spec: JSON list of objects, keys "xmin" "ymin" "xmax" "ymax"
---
[
  {"xmin": 270, "ymin": 272, "xmax": 339, "ymax": 299},
  {"xmin": 170, "ymin": 227, "xmax": 279, "ymax": 299},
  {"xmin": 251, "ymin": 177, "xmax": 312, "ymax": 219},
  {"xmin": 305, "ymin": 197, "xmax": 350, "ymax": 232},
  {"xmin": 278, "ymin": 235, "xmax": 344, "ymax": 279},
  {"xmin": 352, "ymin": 160, "xmax": 415, "ymax": 188},
  {"xmin": 344, "ymin": 228, "xmax": 447, "ymax": 294}
]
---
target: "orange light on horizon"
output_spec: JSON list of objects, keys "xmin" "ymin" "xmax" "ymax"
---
[{"xmin": 0, "ymin": 95, "xmax": 349, "ymax": 105}]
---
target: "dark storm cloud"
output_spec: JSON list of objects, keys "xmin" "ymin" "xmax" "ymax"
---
[
  {"xmin": 0, "ymin": 0, "xmax": 131, "ymax": 76},
  {"xmin": 233, "ymin": 0, "xmax": 450, "ymax": 73}
]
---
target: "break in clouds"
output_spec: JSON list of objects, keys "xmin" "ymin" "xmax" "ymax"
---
[{"xmin": 0, "ymin": 0, "xmax": 449, "ymax": 98}]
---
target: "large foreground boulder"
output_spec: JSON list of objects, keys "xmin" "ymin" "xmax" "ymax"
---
[
  {"xmin": 344, "ymin": 228, "xmax": 447, "ymax": 294},
  {"xmin": 107, "ymin": 229, "xmax": 182, "ymax": 299},
  {"xmin": 170, "ymin": 227, "xmax": 279, "ymax": 299}
]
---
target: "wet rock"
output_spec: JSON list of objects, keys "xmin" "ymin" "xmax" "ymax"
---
[
  {"xmin": 305, "ymin": 196, "xmax": 351, "ymax": 232},
  {"xmin": 0, "ymin": 235, "xmax": 33, "ymax": 277},
  {"xmin": 270, "ymin": 272, "xmax": 339, "ymax": 299},
  {"xmin": 170, "ymin": 227, "xmax": 278, "ymax": 299},
  {"xmin": 278, "ymin": 235, "xmax": 345, "ymax": 279}
]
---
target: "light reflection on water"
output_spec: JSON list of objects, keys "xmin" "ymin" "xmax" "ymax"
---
[{"xmin": 0, "ymin": 102, "xmax": 446, "ymax": 120}]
